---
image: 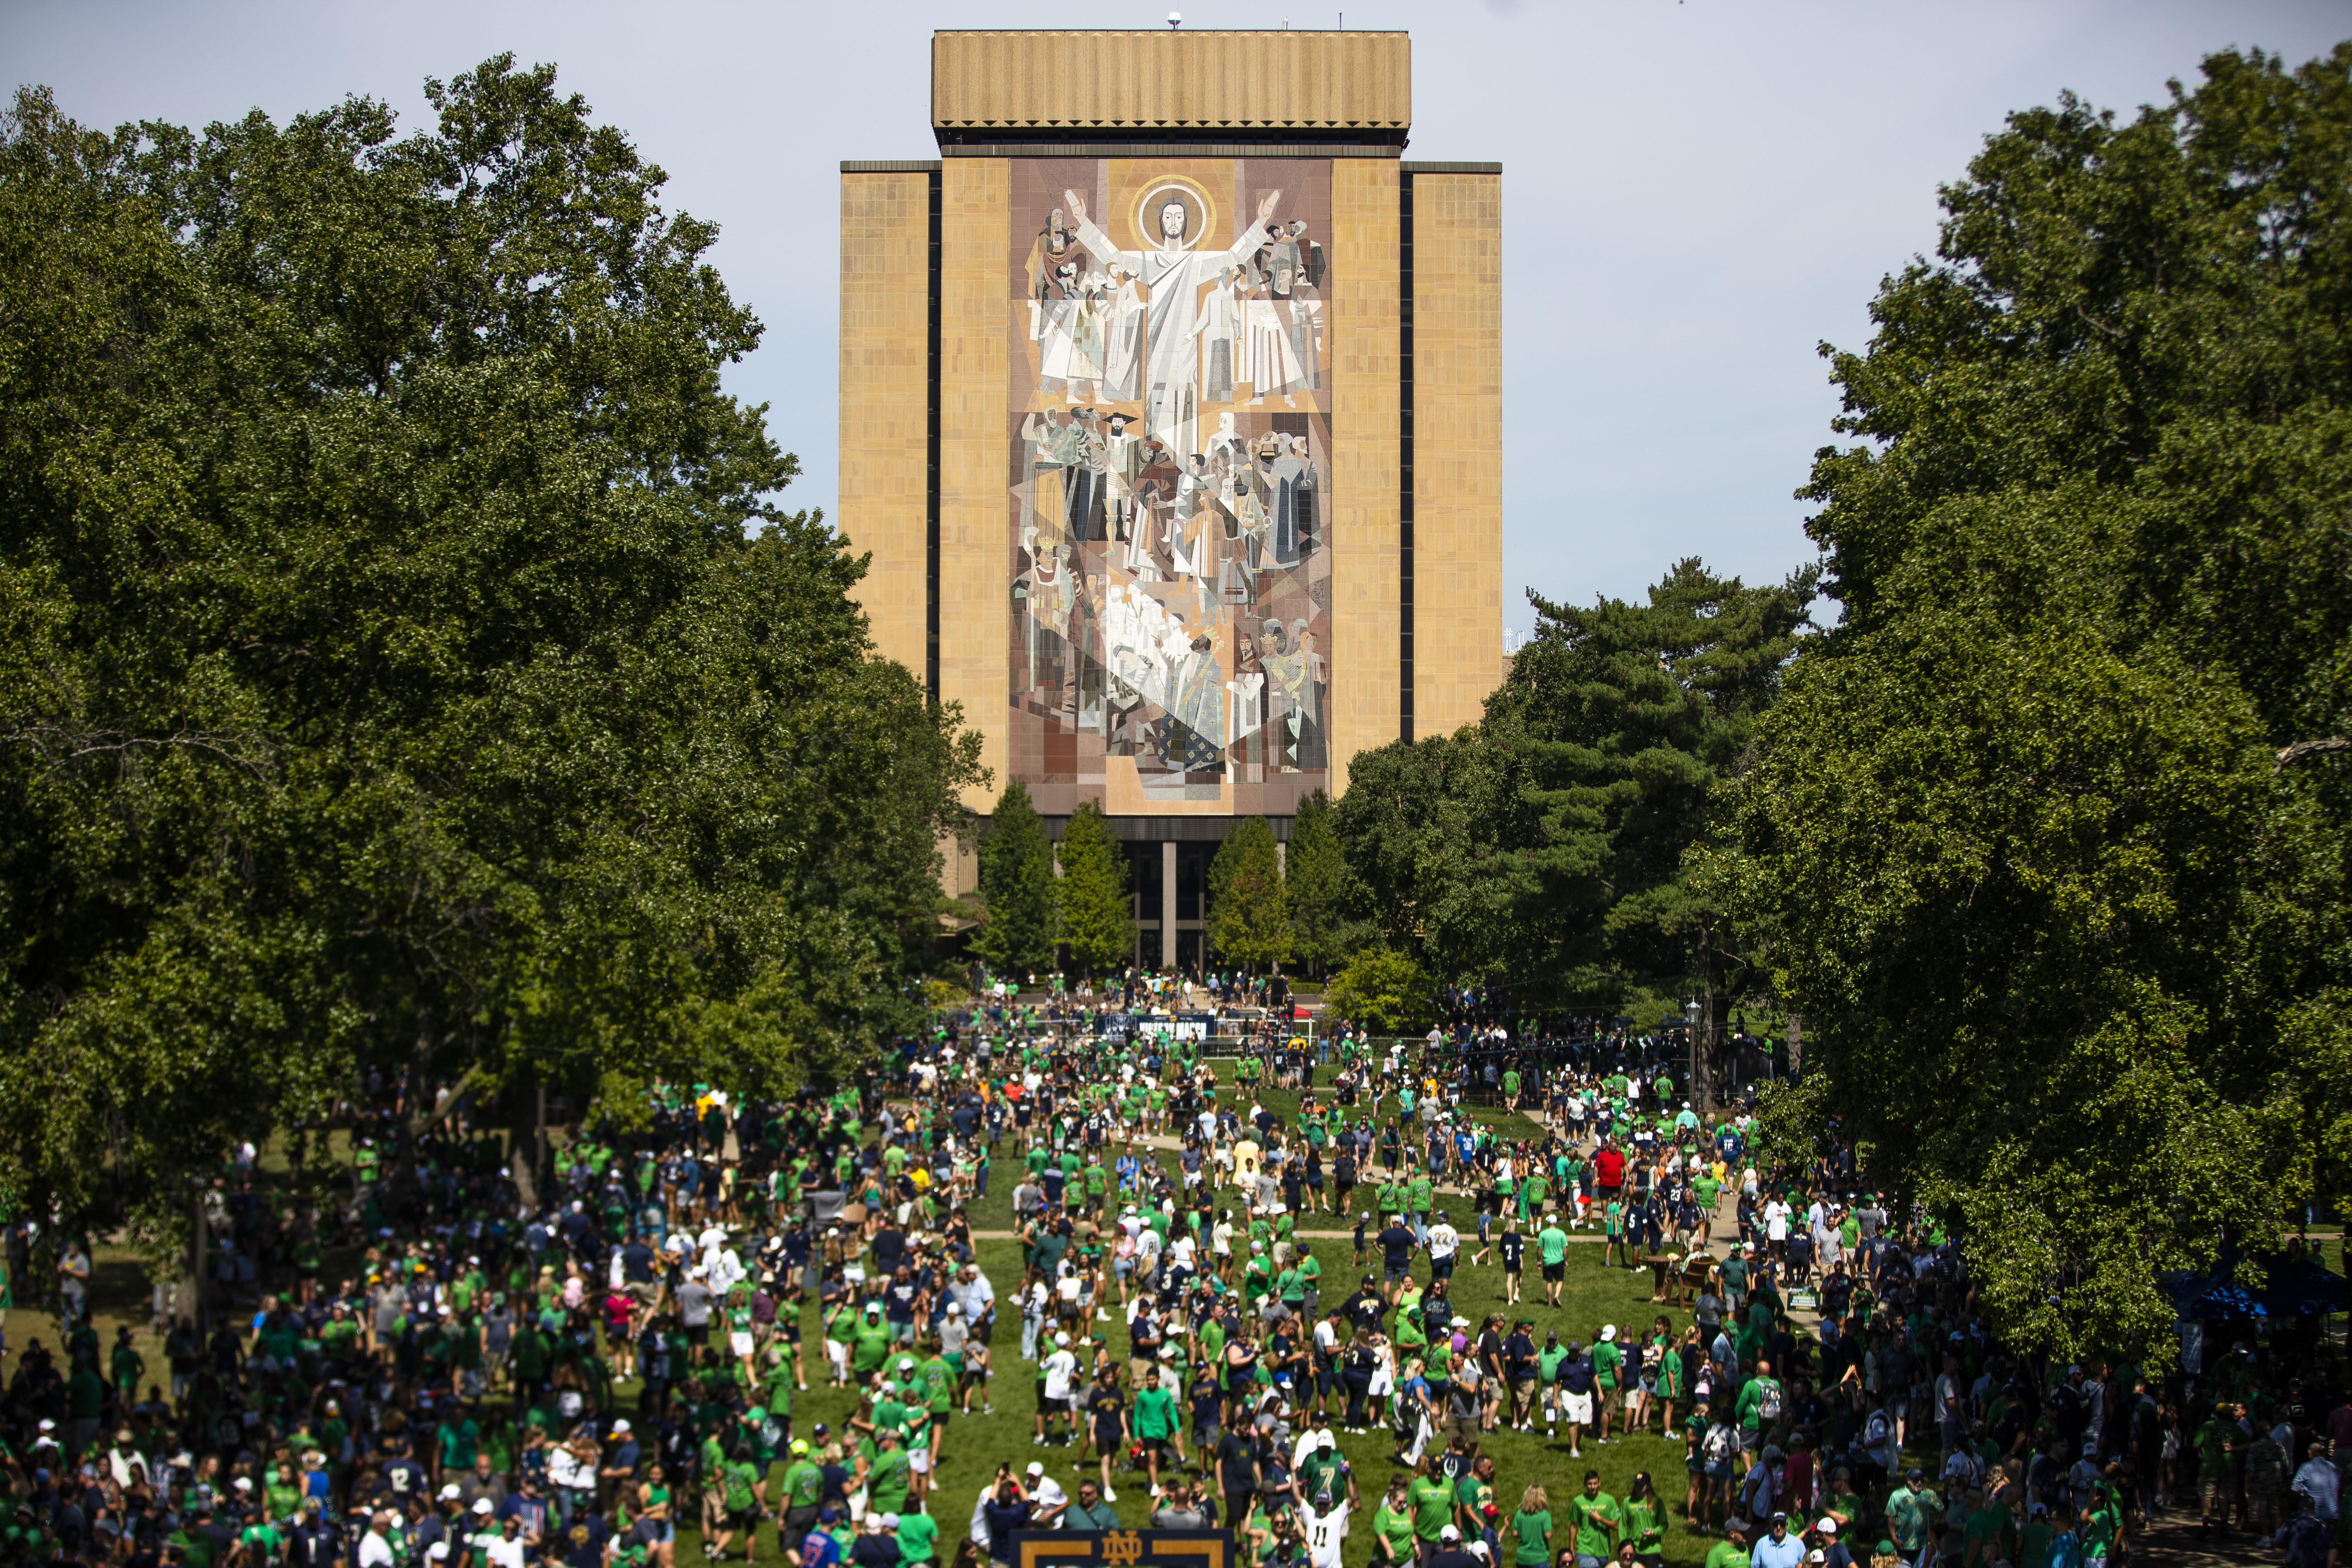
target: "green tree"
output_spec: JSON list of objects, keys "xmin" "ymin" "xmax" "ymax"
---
[
  {"xmin": 1484, "ymin": 558, "xmax": 1815, "ymax": 1100},
  {"xmin": 1324, "ymin": 947, "xmax": 1436, "ymax": 1037},
  {"xmin": 1719, "ymin": 45, "xmax": 2352, "ymax": 1362},
  {"xmin": 0, "ymin": 64, "xmax": 979, "ymax": 1251},
  {"xmin": 1328, "ymin": 733, "xmax": 1523, "ymax": 984},
  {"xmin": 1283, "ymin": 789, "xmax": 1365, "ymax": 975},
  {"xmin": 1207, "ymin": 816, "xmax": 1292, "ymax": 972},
  {"xmin": 1055, "ymin": 799, "xmax": 1132, "ymax": 977},
  {"xmin": 970, "ymin": 780, "xmax": 1058, "ymax": 976}
]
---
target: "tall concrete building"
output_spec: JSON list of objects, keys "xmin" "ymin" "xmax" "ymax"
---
[{"xmin": 840, "ymin": 28, "xmax": 1501, "ymax": 967}]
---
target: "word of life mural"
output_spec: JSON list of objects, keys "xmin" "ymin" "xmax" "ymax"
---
[{"xmin": 1007, "ymin": 158, "xmax": 1332, "ymax": 816}]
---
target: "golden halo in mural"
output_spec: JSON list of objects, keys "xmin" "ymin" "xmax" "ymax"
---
[{"xmin": 1132, "ymin": 178, "xmax": 1219, "ymax": 253}]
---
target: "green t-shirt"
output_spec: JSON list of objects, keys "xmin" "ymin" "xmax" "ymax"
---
[
  {"xmin": 1409, "ymin": 1476, "xmax": 1455, "ymax": 1541},
  {"xmin": 722, "ymin": 1459, "xmax": 759, "ymax": 1512},
  {"xmin": 1703, "ymin": 1543, "xmax": 1750, "ymax": 1568},
  {"xmin": 1624, "ymin": 1498, "xmax": 1666, "ymax": 1555},
  {"xmin": 896, "ymin": 1514, "xmax": 939, "ymax": 1565},
  {"xmin": 2194, "ymin": 1418, "xmax": 2236, "ymax": 1477},
  {"xmin": 867, "ymin": 1448, "xmax": 913, "ymax": 1512},
  {"xmin": 1964, "ymin": 1506, "xmax": 2018, "ymax": 1567},
  {"xmin": 1374, "ymin": 1503, "xmax": 1415, "ymax": 1560},
  {"xmin": 1591, "ymin": 1341, "xmax": 1621, "ymax": 1389},
  {"xmin": 1134, "ymin": 1386, "xmax": 1176, "ymax": 1439},
  {"xmin": 1512, "ymin": 1509, "xmax": 1553, "ymax": 1567},
  {"xmin": 1566, "ymin": 1493, "xmax": 1622, "ymax": 1559},
  {"xmin": 782, "ymin": 1459, "xmax": 824, "ymax": 1508},
  {"xmin": 1537, "ymin": 1226, "xmax": 1569, "ymax": 1266}
]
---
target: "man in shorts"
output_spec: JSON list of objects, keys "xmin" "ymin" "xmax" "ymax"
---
[{"xmin": 1537, "ymin": 1215, "xmax": 1571, "ymax": 1307}]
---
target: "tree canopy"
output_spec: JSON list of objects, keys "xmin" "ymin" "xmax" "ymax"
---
[
  {"xmin": 1054, "ymin": 799, "xmax": 1132, "ymax": 977},
  {"xmin": 1207, "ymin": 816, "xmax": 1291, "ymax": 973},
  {"xmin": 1323, "ymin": 948, "xmax": 1435, "ymax": 1037},
  {"xmin": 969, "ymin": 779, "xmax": 1057, "ymax": 977},
  {"xmin": 0, "ymin": 62, "xmax": 979, "ymax": 1239},
  {"xmin": 1486, "ymin": 558, "xmax": 1815, "ymax": 1042},
  {"xmin": 1718, "ymin": 44, "xmax": 2352, "ymax": 1362}
]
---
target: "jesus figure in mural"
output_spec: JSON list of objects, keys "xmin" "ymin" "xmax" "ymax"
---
[{"xmin": 1064, "ymin": 186, "xmax": 1281, "ymax": 458}]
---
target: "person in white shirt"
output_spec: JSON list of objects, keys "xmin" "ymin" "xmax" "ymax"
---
[
  {"xmin": 477, "ymin": 1508, "xmax": 525, "ymax": 1568},
  {"xmin": 358, "ymin": 1516, "xmax": 397, "ymax": 1568},
  {"xmin": 1022, "ymin": 1462, "xmax": 1070, "ymax": 1523},
  {"xmin": 1039, "ymin": 1332, "xmax": 1080, "ymax": 1445},
  {"xmin": 2292, "ymin": 1443, "xmax": 2340, "ymax": 1520},
  {"xmin": 1426, "ymin": 1218, "xmax": 1460, "ymax": 1277},
  {"xmin": 1295, "ymin": 1499, "xmax": 1349, "ymax": 1568}
]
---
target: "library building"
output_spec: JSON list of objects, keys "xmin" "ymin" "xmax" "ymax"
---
[{"xmin": 839, "ymin": 28, "xmax": 1503, "ymax": 965}]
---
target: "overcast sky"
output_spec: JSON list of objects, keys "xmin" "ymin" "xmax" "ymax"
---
[{"xmin": 9, "ymin": 2, "xmax": 2345, "ymax": 633}]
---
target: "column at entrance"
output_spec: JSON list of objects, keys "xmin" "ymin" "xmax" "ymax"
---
[{"xmin": 1160, "ymin": 841, "xmax": 1178, "ymax": 969}]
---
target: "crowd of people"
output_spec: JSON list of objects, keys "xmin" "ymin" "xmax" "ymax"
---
[{"xmin": 0, "ymin": 987, "xmax": 2343, "ymax": 1568}]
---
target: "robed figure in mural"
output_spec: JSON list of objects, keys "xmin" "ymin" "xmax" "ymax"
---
[{"xmin": 1064, "ymin": 186, "xmax": 1282, "ymax": 457}]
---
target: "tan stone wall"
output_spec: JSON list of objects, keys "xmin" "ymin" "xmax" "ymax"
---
[
  {"xmin": 939, "ymin": 158, "xmax": 1013, "ymax": 811},
  {"xmin": 837, "ymin": 170, "xmax": 932, "ymax": 678},
  {"xmin": 933, "ymin": 30, "xmax": 1410, "ymax": 133},
  {"xmin": 1328, "ymin": 158, "xmax": 1402, "ymax": 797},
  {"xmin": 1411, "ymin": 170, "xmax": 1504, "ymax": 736}
]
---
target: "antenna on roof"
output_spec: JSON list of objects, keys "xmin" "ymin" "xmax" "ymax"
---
[{"xmin": 1167, "ymin": 10, "xmax": 1182, "ymax": 26}]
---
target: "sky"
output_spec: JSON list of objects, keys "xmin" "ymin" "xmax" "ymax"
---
[{"xmin": 8, "ymin": 1, "xmax": 2346, "ymax": 637}]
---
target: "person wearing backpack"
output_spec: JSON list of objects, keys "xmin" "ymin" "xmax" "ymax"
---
[{"xmin": 1737, "ymin": 1360, "xmax": 1785, "ymax": 1454}]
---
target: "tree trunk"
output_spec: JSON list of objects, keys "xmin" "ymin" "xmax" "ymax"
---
[
  {"xmin": 188, "ymin": 1188, "xmax": 208, "ymax": 1331},
  {"xmin": 509, "ymin": 1081, "xmax": 541, "ymax": 1211}
]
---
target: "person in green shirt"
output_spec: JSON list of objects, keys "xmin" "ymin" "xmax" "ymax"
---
[
  {"xmin": 711, "ymin": 1454, "xmax": 766, "ymax": 1562},
  {"xmin": 779, "ymin": 1443, "xmax": 826, "ymax": 1531},
  {"xmin": 1621, "ymin": 1473, "xmax": 1668, "ymax": 1562},
  {"xmin": 1963, "ymin": 1493, "xmax": 2019, "ymax": 1568},
  {"xmin": 894, "ymin": 1508, "xmax": 939, "ymax": 1565},
  {"xmin": 866, "ymin": 1429, "xmax": 914, "ymax": 1516},
  {"xmin": 1701, "ymin": 1518, "xmax": 1752, "ymax": 1568},
  {"xmin": 1590, "ymin": 1327, "xmax": 1624, "ymax": 1441},
  {"xmin": 1133, "ymin": 1377, "xmax": 1180, "ymax": 1493},
  {"xmin": 1735, "ymin": 1359, "xmax": 1783, "ymax": 1445},
  {"xmin": 1406, "ymin": 1173, "xmax": 1434, "ymax": 1238},
  {"xmin": 1537, "ymin": 1219, "xmax": 1571, "ymax": 1306},
  {"xmin": 1409, "ymin": 1465, "xmax": 1457, "ymax": 1546},
  {"xmin": 1511, "ymin": 1488, "xmax": 1554, "ymax": 1567},
  {"xmin": 1565, "ymin": 1471, "xmax": 1623, "ymax": 1564},
  {"xmin": 2193, "ymin": 1406, "xmax": 2240, "ymax": 1529},
  {"xmin": 1885, "ymin": 1472, "xmax": 1939, "ymax": 1560},
  {"xmin": 1373, "ymin": 1478, "xmax": 1418, "ymax": 1566},
  {"xmin": 850, "ymin": 1309, "xmax": 892, "ymax": 1377},
  {"xmin": 237, "ymin": 1519, "xmax": 285, "ymax": 1564}
]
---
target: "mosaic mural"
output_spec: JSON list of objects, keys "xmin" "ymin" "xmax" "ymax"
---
[{"xmin": 1006, "ymin": 157, "xmax": 1334, "ymax": 816}]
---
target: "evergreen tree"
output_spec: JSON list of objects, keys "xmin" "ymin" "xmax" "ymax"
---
[
  {"xmin": 1283, "ymin": 790, "xmax": 1364, "ymax": 975},
  {"xmin": 1055, "ymin": 800, "xmax": 1132, "ymax": 977},
  {"xmin": 1207, "ymin": 817, "xmax": 1293, "ymax": 973},
  {"xmin": 970, "ymin": 781, "xmax": 1059, "ymax": 977},
  {"xmin": 1483, "ymin": 557, "xmax": 1816, "ymax": 1051}
]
